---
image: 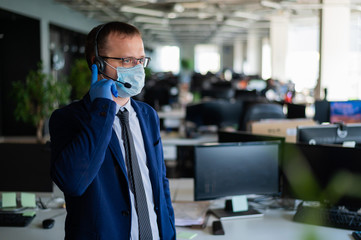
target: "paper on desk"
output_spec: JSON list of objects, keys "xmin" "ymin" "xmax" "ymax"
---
[
  {"xmin": 173, "ymin": 201, "xmax": 210, "ymax": 227},
  {"xmin": 177, "ymin": 231, "xmax": 198, "ymax": 239},
  {"xmin": 21, "ymin": 192, "xmax": 36, "ymax": 207},
  {"xmin": 2, "ymin": 192, "xmax": 17, "ymax": 208}
]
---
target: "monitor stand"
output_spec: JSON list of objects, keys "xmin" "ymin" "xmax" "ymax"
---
[{"xmin": 210, "ymin": 196, "xmax": 264, "ymax": 220}]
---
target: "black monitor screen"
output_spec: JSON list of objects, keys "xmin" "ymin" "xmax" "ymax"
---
[
  {"xmin": 194, "ymin": 142, "xmax": 280, "ymax": 201},
  {"xmin": 297, "ymin": 124, "xmax": 361, "ymax": 145},
  {"xmin": 186, "ymin": 100, "xmax": 243, "ymax": 128},
  {"xmin": 282, "ymin": 143, "xmax": 361, "ymax": 210},
  {"xmin": 314, "ymin": 100, "xmax": 330, "ymax": 124},
  {"xmin": 218, "ymin": 130, "xmax": 285, "ymax": 144},
  {"xmin": 0, "ymin": 143, "xmax": 53, "ymax": 193}
]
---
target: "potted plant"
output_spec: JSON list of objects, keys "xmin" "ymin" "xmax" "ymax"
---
[
  {"xmin": 12, "ymin": 62, "xmax": 71, "ymax": 143},
  {"xmin": 68, "ymin": 59, "xmax": 91, "ymax": 100}
]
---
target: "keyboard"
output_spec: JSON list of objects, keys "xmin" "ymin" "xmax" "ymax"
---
[
  {"xmin": 293, "ymin": 203, "xmax": 361, "ymax": 230},
  {"xmin": 0, "ymin": 212, "xmax": 36, "ymax": 227}
]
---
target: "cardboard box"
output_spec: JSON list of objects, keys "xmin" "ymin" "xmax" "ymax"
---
[{"xmin": 251, "ymin": 118, "xmax": 317, "ymax": 143}]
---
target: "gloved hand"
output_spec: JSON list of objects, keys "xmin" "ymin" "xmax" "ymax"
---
[{"xmin": 89, "ymin": 64, "xmax": 118, "ymax": 101}]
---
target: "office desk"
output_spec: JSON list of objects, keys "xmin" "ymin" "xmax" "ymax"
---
[
  {"xmin": 0, "ymin": 208, "xmax": 66, "ymax": 240},
  {"xmin": 176, "ymin": 208, "xmax": 353, "ymax": 240},
  {"xmin": 0, "ymin": 179, "xmax": 355, "ymax": 240},
  {"xmin": 172, "ymin": 178, "xmax": 353, "ymax": 240}
]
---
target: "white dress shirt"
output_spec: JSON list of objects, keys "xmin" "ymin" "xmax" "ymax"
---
[{"xmin": 113, "ymin": 100, "xmax": 160, "ymax": 240}]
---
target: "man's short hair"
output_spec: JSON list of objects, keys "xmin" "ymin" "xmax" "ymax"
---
[{"xmin": 85, "ymin": 21, "xmax": 142, "ymax": 69}]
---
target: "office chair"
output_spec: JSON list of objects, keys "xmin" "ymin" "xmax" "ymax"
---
[{"xmin": 240, "ymin": 102, "xmax": 286, "ymax": 131}]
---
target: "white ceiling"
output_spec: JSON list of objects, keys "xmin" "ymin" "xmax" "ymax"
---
[{"xmin": 55, "ymin": 0, "xmax": 360, "ymax": 46}]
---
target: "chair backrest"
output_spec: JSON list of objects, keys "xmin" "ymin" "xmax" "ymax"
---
[{"xmin": 241, "ymin": 103, "xmax": 286, "ymax": 131}]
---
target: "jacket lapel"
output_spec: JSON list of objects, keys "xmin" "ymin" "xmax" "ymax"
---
[
  {"xmin": 108, "ymin": 129, "xmax": 128, "ymax": 176},
  {"xmin": 131, "ymin": 100, "xmax": 161, "ymax": 203}
]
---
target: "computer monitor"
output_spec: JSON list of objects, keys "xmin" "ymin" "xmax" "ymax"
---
[
  {"xmin": 281, "ymin": 143, "xmax": 361, "ymax": 210},
  {"xmin": 200, "ymin": 88, "xmax": 234, "ymax": 100},
  {"xmin": 185, "ymin": 100, "xmax": 243, "ymax": 129},
  {"xmin": 218, "ymin": 130, "xmax": 285, "ymax": 144},
  {"xmin": 286, "ymin": 103, "xmax": 306, "ymax": 119},
  {"xmin": 0, "ymin": 143, "xmax": 53, "ymax": 194},
  {"xmin": 329, "ymin": 100, "xmax": 361, "ymax": 124},
  {"xmin": 314, "ymin": 100, "xmax": 330, "ymax": 124},
  {"xmin": 194, "ymin": 141, "xmax": 280, "ymax": 218},
  {"xmin": 297, "ymin": 123, "xmax": 361, "ymax": 146}
]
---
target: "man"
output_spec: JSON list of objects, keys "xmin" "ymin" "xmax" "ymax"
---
[{"xmin": 49, "ymin": 21, "xmax": 176, "ymax": 240}]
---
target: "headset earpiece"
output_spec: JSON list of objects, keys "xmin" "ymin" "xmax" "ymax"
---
[
  {"xmin": 94, "ymin": 24, "xmax": 106, "ymax": 73},
  {"xmin": 94, "ymin": 55, "xmax": 105, "ymax": 73}
]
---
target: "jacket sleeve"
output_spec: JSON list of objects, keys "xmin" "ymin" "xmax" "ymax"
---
[{"xmin": 49, "ymin": 98, "xmax": 116, "ymax": 196}]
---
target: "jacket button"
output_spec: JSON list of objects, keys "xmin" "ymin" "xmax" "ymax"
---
[
  {"xmin": 122, "ymin": 211, "xmax": 130, "ymax": 216},
  {"xmin": 100, "ymin": 112, "xmax": 106, "ymax": 117}
]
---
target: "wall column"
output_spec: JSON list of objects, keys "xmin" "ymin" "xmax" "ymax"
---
[
  {"xmin": 233, "ymin": 38, "xmax": 244, "ymax": 74},
  {"xmin": 270, "ymin": 12, "xmax": 289, "ymax": 82},
  {"xmin": 245, "ymin": 29, "xmax": 262, "ymax": 76},
  {"xmin": 319, "ymin": 0, "xmax": 350, "ymax": 100}
]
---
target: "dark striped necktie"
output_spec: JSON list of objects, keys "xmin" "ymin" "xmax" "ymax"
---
[{"xmin": 117, "ymin": 109, "xmax": 153, "ymax": 240}]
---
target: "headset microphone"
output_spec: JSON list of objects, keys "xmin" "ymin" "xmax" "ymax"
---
[
  {"xmin": 121, "ymin": 81, "xmax": 132, "ymax": 89},
  {"xmin": 94, "ymin": 23, "xmax": 132, "ymax": 89},
  {"xmin": 98, "ymin": 70, "xmax": 132, "ymax": 89}
]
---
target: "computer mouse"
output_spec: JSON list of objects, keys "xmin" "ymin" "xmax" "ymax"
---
[
  {"xmin": 42, "ymin": 218, "xmax": 55, "ymax": 229},
  {"xmin": 212, "ymin": 220, "xmax": 225, "ymax": 235}
]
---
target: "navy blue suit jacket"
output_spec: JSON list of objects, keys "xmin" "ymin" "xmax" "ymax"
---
[{"xmin": 49, "ymin": 94, "xmax": 176, "ymax": 240}]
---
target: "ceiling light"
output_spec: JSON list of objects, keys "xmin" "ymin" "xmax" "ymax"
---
[
  {"xmin": 233, "ymin": 11, "xmax": 262, "ymax": 21},
  {"xmin": 133, "ymin": 16, "xmax": 169, "ymax": 25},
  {"xmin": 181, "ymin": 2, "xmax": 207, "ymax": 9},
  {"xmin": 173, "ymin": 3, "xmax": 184, "ymax": 13},
  {"xmin": 260, "ymin": 0, "xmax": 282, "ymax": 9},
  {"xmin": 120, "ymin": 5, "xmax": 165, "ymax": 17},
  {"xmin": 167, "ymin": 12, "xmax": 177, "ymax": 19},
  {"xmin": 143, "ymin": 24, "xmax": 170, "ymax": 31},
  {"xmin": 216, "ymin": 13, "xmax": 224, "ymax": 22},
  {"xmin": 198, "ymin": 12, "xmax": 209, "ymax": 19},
  {"xmin": 224, "ymin": 19, "xmax": 249, "ymax": 28}
]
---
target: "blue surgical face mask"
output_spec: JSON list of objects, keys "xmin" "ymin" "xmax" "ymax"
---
[{"xmin": 105, "ymin": 62, "xmax": 145, "ymax": 98}]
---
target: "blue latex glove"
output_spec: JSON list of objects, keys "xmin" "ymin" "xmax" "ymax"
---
[{"xmin": 89, "ymin": 64, "xmax": 118, "ymax": 101}]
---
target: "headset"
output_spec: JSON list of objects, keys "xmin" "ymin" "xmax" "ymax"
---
[{"xmin": 94, "ymin": 23, "xmax": 131, "ymax": 88}]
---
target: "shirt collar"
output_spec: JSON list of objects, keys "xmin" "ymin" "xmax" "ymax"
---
[
  {"xmin": 116, "ymin": 99, "xmax": 135, "ymax": 118},
  {"xmin": 115, "ymin": 99, "xmax": 131, "ymax": 113}
]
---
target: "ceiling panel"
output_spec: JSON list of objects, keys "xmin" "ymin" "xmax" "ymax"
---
[{"xmin": 55, "ymin": 0, "xmax": 360, "ymax": 45}]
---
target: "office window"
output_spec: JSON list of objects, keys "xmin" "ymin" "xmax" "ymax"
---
[
  {"xmin": 195, "ymin": 44, "xmax": 220, "ymax": 74},
  {"xmin": 286, "ymin": 18, "xmax": 319, "ymax": 92},
  {"xmin": 151, "ymin": 46, "xmax": 180, "ymax": 74}
]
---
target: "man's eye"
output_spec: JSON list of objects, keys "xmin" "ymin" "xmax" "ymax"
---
[{"xmin": 123, "ymin": 58, "xmax": 131, "ymax": 64}]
